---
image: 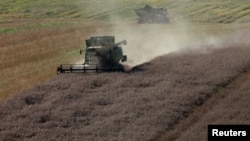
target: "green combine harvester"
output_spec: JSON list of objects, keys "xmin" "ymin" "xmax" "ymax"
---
[
  {"xmin": 135, "ymin": 4, "xmax": 170, "ymax": 24},
  {"xmin": 57, "ymin": 36, "xmax": 127, "ymax": 73}
]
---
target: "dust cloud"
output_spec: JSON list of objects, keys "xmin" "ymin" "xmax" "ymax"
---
[
  {"xmin": 81, "ymin": 1, "xmax": 211, "ymax": 66},
  {"xmin": 78, "ymin": 22, "xmax": 226, "ymax": 67},
  {"xmin": 82, "ymin": 1, "xmax": 249, "ymax": 67},
  {"xmin": 105, "ymin": 22, "xmax": 250, "ymax": 66},
  {"xmin": 106, "ymin": 23, "xmax": 219, "ymax": 66}
]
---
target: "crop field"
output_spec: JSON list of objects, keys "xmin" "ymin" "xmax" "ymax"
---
[
  {"xmin": 1, "ymin": 30, "xmax": 250, "ymax": 140},
  {"xmin": 0, "ymin": 0, "xmax": 250, "ymax": 141}
]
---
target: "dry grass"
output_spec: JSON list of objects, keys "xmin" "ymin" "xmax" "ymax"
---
[
  {"xmin": 155, "ymin": 68, "xmax": 250, "ymax": 141},
  {"xmin": 0, "ymin": 30, "xmax": 249, "ymax": 141},
  {"xmin": 0, "ymin": 21, "xmax": 114, "ymax": 100},
  {"xmin": 170, "ymin": 70, "xmax": 250, "ymax": 141}
]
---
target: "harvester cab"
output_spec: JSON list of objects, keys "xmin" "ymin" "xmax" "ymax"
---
[{"xmin": 57, "ymin": 36, "xmax": 127, "ymax": 73}]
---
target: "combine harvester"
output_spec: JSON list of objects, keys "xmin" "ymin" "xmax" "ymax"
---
[
  {"xmin": 57, "ymin": 36, "xmax": 127, "ymax": 73},
  {"xmin": 134, "ymin": 4, "xmax": 170, "ymax": 24}
]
